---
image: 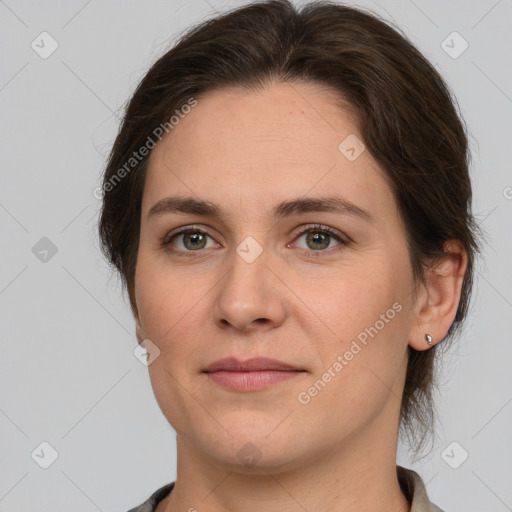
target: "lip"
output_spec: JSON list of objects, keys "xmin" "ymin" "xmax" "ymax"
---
[
  {"xmin": 203, "ymin": 357, "xmax": 301, "ymax": 372},
  {"xmin": 203, "ymin": 357, "xmax": 305, "ymax": 392}
]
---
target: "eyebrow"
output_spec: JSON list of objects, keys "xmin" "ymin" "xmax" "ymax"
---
[{"xmin": 147, "ymin": 195, "xmax": 374, "ymax": 223}]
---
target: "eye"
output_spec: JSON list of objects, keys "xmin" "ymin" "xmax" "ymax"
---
[
  {"xmin": 291, "ymin": 224, "xmax": 346, "ymax": 252},
  {"xmin": 161, "ymin": 223, "xmax": 348, "ymax": 256},
  {"xmin": 162, "ymin": 228, "xmax": 218, "ymax": 253}
]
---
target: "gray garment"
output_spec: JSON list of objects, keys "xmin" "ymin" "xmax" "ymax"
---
[
  {"xmin": 397, "ymin": 466, "xmax": 445, "ymax": 512},
  {"xmin": 126, "ymin": 482, "xmax": 174, "ymax": 512},
  {"xmin": 126, "ymin": 466, "xmax": 444, "ymax": 512}
]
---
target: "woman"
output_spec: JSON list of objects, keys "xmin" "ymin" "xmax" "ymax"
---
[{"xmin": 98, "ymin": 1, "xmax": 480, "ymax": 511}]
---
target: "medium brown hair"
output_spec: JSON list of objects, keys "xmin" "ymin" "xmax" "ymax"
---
[{"xmin": 98, "ymin": 0, "xmax": 480, "ymax": 455}]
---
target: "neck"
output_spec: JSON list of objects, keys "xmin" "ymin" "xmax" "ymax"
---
[{"xmin": 160, "ymin": 413, "xmax": 410, "ymax": 512}]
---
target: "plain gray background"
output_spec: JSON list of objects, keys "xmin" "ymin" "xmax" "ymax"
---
[{"xmin": 1, "ymin": 0, "xmax": 511, "ymax": 511}]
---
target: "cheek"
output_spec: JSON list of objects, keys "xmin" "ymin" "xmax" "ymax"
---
[
  {"xmin": 293, "ymin": 298, "xmax": 409, "ymax": 445},
  {"xmin": 290, "ymin": 259, "xmax": 403, "ymax": 350},
  {"xmin": 291, "ymin": 255, "xmax": 411, "ymax": 406},
  {"xmin": 134, "ymin": 248, "xmax": 208, "ymax": 344},
  {"xmin": 134, "ymin": 253, "xmax": 210, "ymax": 432}
]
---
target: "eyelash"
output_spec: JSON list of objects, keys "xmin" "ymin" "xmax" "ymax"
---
[{"xmin": 161, "ymin": 223, "xmax": 348, "ymax": 258}]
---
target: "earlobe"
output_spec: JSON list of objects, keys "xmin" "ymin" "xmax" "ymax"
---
[{"xmin": 409, "ymin": 240, "xmax": 468, "ymax": 351}]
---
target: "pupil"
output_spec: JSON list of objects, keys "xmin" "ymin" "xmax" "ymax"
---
[
  {"xmin": 186, "ymin": 233, "xmax": 205, "ymax": 249},
  {"xmin": 308, "ymin": 232, "xmax": 328, "ymax": 250}
]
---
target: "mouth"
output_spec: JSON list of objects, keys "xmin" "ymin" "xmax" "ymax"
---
[{"xmin": 203, "ymin": 357, "xmax": 306, "ymax": 392}]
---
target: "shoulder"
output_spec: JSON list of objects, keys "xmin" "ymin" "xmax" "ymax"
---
[
  {"xmin": 397, "ymin": 466, "xmax": 446, "ymax": 512},
  {"xmin": 125, "ymin": 482, "xmax": 175, "ymax": 512}
]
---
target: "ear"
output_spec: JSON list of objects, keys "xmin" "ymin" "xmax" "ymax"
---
[
  {"xmin": 409, "ymin": 240, "xmax": 468, "ymax": 351},
  {"xmin": 133, "ymin": 294, "xmax": 147, "ymax": 344},
  {"xmin": 135, "ymin": 314, "xmax": 146, "ymax": 344}
]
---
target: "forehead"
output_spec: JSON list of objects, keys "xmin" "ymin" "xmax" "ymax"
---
[
  {"xmin": 150, "ymin": 82, "xmax": 358, "ymax": 166},
  {"xmin": 143, "ymin": 82, "xmax": 398, "ymax": 227}
]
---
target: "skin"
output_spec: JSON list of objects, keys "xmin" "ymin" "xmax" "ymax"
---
[{"xmin": 133, "ymin": 82, "xmax": 467, "ymax": 512}]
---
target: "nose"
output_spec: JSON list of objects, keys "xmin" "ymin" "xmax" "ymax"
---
[{"xmin": 212, "ymin": 245, "xmax": 287, "ymax": 334}]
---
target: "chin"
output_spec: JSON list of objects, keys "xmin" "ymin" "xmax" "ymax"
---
[
  {"xmin": 191, "ymin": 414, "xmax": 314, "ymax": 473},
  {"xmin": 208, "ymin": 440, "xmax": 310, "ymax": 475}
]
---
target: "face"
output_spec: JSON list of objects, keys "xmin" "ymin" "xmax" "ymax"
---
[{"xmin": 134, "ymin": 82, "xmax": 419, "ymax": 472}]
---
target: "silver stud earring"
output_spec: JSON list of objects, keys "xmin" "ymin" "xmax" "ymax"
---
[{"xmin": 425, "ymin": 334, "xmax": 433, "ymax": 345}]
